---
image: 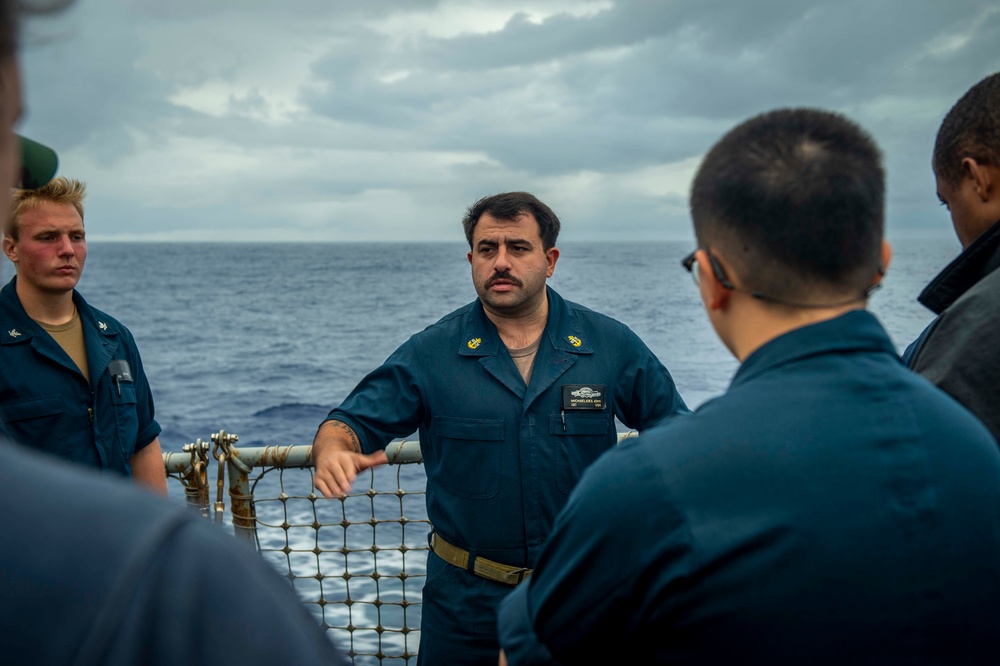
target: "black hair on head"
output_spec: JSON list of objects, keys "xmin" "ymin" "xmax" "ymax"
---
[
  {"xmin": 690, "ymin": 107, "xmax": 884, "ymax": 300},
  {"xmin": 462, "ymin": 191, "xmax": 561, "ymax": 250},
  {"xmin": 933, "ymin": 72, "xmax": 1000, "ymax": 187}
]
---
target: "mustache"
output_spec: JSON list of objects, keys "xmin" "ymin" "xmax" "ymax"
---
[{"xmin": 486, "ymin": 271, "xmax": 523, "ymax": 288}]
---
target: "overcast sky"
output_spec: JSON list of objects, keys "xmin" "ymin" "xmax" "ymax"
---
[{"xmin": 16, "ymin": 0, "xmax": 1000, "ymax": 243}]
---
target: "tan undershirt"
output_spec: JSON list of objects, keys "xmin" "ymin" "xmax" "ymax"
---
[
  {"xmin": 507, "ymin": 335, "xmax": 542, "ymax": 386},
  {"xmin": 38, "ymin": 308, "xmax": 90, "ymax": 384}
]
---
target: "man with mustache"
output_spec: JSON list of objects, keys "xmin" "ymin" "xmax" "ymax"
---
[
  {"xmin": 312, "ymin": 191, "xmax": 689, "ymax": 665},
  {"xmin": 1, "ymin": 176, "xmax": 166, "ymax": 494}
]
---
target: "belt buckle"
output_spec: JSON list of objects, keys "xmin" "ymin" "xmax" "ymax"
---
[{"xmin": 504, "ymin": 567, "xmax": 532, "ymax": 585}]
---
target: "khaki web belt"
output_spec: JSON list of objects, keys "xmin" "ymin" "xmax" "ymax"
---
[{"xmin": 430, "ymin": 533, "xmax": 532, "ymax": 586}]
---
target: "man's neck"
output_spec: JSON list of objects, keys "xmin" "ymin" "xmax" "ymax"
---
[
  {"xmin": 16, "ymin": 280, "xmax": 77, "ymax": 326},
  {"xmin": 724, "ymin": 301, "xmax": 865, "ymax": 362},
  {"xmin": 483, "ymin": 294, "xmax": 550, "ymax": 349}
]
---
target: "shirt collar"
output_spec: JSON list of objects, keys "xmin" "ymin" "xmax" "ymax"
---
[
  {"xmin": 918, "ymin": 219, "xmax": 1000, "ymax": 315},
  {"xmin": 732, "ymin": 310, "xmax": 898, "ymax": 389},
  {"xmin": 459, "ymin": 286, "xmax": 594, "ymax": 356},
  {"xmin": 0, "ymin": 277, "xmax": 112, "ymax": 344}
]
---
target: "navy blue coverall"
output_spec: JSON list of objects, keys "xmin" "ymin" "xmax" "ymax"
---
[
  {"xmin": 325, "ymin": 286, "xmax": 688, "ymax": 665},
  {"xmin": 498, "ymin": 311, "xmax": 1000, "ymax": 665},
  {"xmin": 0, "ymin": 277, "xmax": 160, "ymax": 476}
]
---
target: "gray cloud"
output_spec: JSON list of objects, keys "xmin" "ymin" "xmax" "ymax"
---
[{"xmin": 14, "ymin": 0, "xmax": 1000, "ymax": 242}]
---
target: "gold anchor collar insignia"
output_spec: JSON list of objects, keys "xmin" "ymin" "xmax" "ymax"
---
[
  {"xmin": 567, "ymin": 335, "xmax": 582, "ymax": 347},
  {"xmin": 467, "ymin": 337, "xmax": 482, "ymax": 349}
]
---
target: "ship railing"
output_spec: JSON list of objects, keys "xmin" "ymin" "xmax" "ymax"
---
[{"xmin": 163, "ymin": 429, "xmax": 638, "ymax": 666}]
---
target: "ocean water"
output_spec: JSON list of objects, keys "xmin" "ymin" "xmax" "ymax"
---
[{"xmin": 2, "ymin": 238, "xmax": 956, "ymax": 460}]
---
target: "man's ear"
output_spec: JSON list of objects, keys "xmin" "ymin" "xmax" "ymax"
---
[
  {"xmin": 2, "ymin": 234, "xmax": 16, "ymax": 264},
  {"xmin": 879, "ymin": 240, "xmax": 892, "ymax": 279},
  {"xmin": 697, "ymin": 248, "xmax": 730, "ymax": 311},
  {"xmin": 545, "ymin": 246, "xmax": 559, "ymax": 278},
  {"xmin": 963, "ymin": 157, "xmax": 994, "ymax": 202}
]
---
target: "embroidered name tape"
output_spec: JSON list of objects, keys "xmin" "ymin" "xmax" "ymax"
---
[{"xmin": 562, "ymin": 384, "xmax": 606, "ymax": 410}]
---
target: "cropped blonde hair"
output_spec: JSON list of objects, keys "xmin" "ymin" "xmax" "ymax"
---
[{"xmin": 6, "ymin": 176, "xmax": 86, "ymax": 240}]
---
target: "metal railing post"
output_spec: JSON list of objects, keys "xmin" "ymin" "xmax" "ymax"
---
[
  {"xmin": 162, "ymin": 437, "xmax": 211, "ymax": 516},
  {"xmin": 215, "ymin": 430, "xmax": 258, "ymax": 548}
]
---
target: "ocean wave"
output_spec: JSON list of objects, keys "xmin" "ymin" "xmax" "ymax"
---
[{"xmin": 251, "ymin": 402, "xmax": 334, "ymax": 419}]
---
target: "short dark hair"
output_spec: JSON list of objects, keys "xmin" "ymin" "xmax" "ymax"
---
[
  {"xmin": 462, "ymin": 192, "xmax": 561, "ymax": 250},
  {"xmin": 933, "ymin": 72, "xmax": 1000, "ymax": 187},
  {"xmin": 690, "ymin": 108, "xmax": 884, "ymax": 302}
]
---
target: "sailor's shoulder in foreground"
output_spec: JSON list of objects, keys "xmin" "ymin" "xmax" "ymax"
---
[{"xmin": 0, "ymin": 441, "xmax": 349, "ymax": 666}]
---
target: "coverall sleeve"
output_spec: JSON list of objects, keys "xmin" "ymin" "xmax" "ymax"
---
[
  {"xmin": 497, "ymin": 442, "xmax": 690, "ymax": 665},
  {"xmin": 613, "ymin": 324, "xmax": 689, "ymax": 432},
  {"xmin": 325, "ymin": 339, "xmax": 425, "ymax": 453},
  {"xmin": 124, "ymin": 327, "xmax": 161, "ymax": 452}
]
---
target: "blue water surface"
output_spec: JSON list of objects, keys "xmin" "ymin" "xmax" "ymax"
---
[{"xmin": 47, "ymin": 238, "xmax": 956, "ymax": 459}]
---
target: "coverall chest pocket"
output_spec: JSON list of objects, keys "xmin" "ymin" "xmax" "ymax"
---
[
  {"xmin": 549, "ymin": 413, "xmax": 611, "ymax": 493},
  {"xmin": 434, "ymin": 416, "xmax": 504, "ymax": 500},
  {"xmin": 0, "ymin": 394, "xmax": 64, "ymax": 424},
  {"xmin": 0, "ymin": 394, "xmax": 70, "ymax": 460}
]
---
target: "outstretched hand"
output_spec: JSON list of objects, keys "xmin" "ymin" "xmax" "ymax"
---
[{"xmin": 314, "ymin": 448, "xmax": 389, "ymax": 499}]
